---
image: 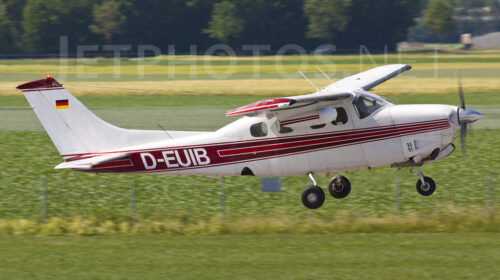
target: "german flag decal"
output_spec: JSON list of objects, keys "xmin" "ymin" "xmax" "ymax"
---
[{"xmin": 56, "ymin": 99, "xmax": 69, "ymax": 109}]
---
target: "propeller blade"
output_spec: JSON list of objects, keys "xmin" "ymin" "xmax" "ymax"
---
[
  {"xmin": 457, "ymin": 70, "xmax": 466, "ymax": 109},
  {"xmin": 455, "ymin": 69, "xmax": 483, "ymax": 157},
  {"xmin": 460, "ymin": 122, "xmax": 467, "ymax": 155}
]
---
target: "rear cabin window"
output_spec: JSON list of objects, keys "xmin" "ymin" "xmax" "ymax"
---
[
  {"xmin": 310, "ymin": 124, "xmax": 326, "ymax": 129},
  {"xmin": 332, "ymin": 107, "xmax": 348, "ymax": 125},
  {"xmin": 250, "ymin": 122, "xmax": 268, "ymax": 137},
  {"xmin": 277, "ymin": 121, "xmax": 294, "ymax": 134}
]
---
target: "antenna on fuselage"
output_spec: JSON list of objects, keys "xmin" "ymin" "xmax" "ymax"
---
[
  {"xmin": 315, "ymin": 66, "xmax": 334, "ymax": 83},
  {"xmin": 315, "ymin": 65, "xmax": 341, "ymax": 90},
  {"xmin": 158, "ymin": 124, "xmax": 173, "ymax": 140},
  {"xmin": 298, "ymin": 70, "xmax": 319, "ymax": 91}
]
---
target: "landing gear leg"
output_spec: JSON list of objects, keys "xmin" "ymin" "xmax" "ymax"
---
[
  {"xmin": 411, "ymin": 167, "xmax": 436, "ymax": 196},
  {"xmin": 327, "ymin": 175, "xmax": 351, "ymax": 199},
  {"xmin": 301, "ymin": 173, "xmax": 325, "ymax": 209}
]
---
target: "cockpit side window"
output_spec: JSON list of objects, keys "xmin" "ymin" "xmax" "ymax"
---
[
  {"xmin": 250, "ymin": 122, "xmax": 268, "ymax": 137},
  {"xmin": 352, "ymin": 95, "xmax": 383, "ymax": 119},
  {"xmin": 332, "ymin": 107, "xmax": 348, "ymax": 125}
]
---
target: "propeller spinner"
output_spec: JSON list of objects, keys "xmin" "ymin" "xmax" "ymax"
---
[{"xmin": 456, "ymin": 72, "xmax": 483, "ymax": 155}]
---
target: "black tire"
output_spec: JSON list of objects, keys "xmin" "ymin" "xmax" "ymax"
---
[
  {"xmin": 416, "ymin": 177, "xmax": 436, "ymax": 196},
  {"xmin": 328, "ymin": 176, "xmax": 351, "ymax": 199},
  {"xmin": 301, "ymin": 185, "xmax": 325, "ymax": 209}
]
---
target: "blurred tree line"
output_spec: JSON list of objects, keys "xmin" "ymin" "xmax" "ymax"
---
[
  {"xmin": 0, "ymin": 0, "xmax": 425, "ymax": 54},
  {"xmin": 410, "ymin": 0, "xmax": 500, "ymax": 43},
  {"xmin": 0, "ymin": 0, "xmax": 495, "ymax": 55}
]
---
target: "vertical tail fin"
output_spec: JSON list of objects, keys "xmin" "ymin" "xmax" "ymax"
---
[{"xmin": 17, "ymin": 76, "xmax": 167, "ymax": 158}]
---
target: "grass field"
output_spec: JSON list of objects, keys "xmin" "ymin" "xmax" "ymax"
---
[
  {"xmin": 0, "ymin": 233, "xmax": 498, "ymax": 279},
  {"xmin": 1, "ymin": 53, "xmax": 500, "ymax": 96},
  {"xmin": 1, "ymin": 96, "xmax": 499, "ymax": 223},
  {"xmin": 0, "ymin": 128, "xmax": 498, "ymax": 222},
  {"xmin": 0, "ymin": 53, "xmax": 499, "ymax": 232},
  {"xmin": 0, "ymin": 52, "xmax": 499, "ymax": 279}
]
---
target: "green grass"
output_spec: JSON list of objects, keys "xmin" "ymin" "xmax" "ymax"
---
[
  {"xmin": 0, "ymin": 106, "xmax": 234, "ymax": 131},
  {"xmin": 2, "ymin": 67, "xmax": 500, "ymax": 83},
  {"xmin": 4, "ymin": 53, "xmax": 500, "ymax": 68},
  {"xmin": 0, "ymin": 93, "xmax": 499, "ymax": 223},
  {"xmin": 0, "ymin": 95, "xmax": 267, "ymax": 107},
  {"xmin": 2, "ymin": 53, "xmax": 500, "ymax": 95},
  {"xmin": 2, "ymin": 92, "xmax": 500, "ymax": 107},
  {"xmin": 1, "ymin": 95, "xmax": 499, "ymax": 132},
  {"xmin": 0, "ymin": 233, "xmax": 498, "ymax": 279},
  {"xmin": 0, "ymin": 129, "xmax": 498, "ymax": 222},
  {"xmin": 0, "ymin": 54, "xmax": 499, "ymax": 232}
]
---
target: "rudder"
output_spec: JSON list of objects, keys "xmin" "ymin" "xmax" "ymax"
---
[{"xmin": 18, "ymin": 76, "xmax": 168, "ymax": 158}]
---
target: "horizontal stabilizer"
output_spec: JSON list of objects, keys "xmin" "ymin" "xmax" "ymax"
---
[{"xmin": 55, "ymin": 153, "xmax": 130, "ymax": 170}]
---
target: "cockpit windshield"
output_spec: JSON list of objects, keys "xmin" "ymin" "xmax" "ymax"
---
[{"xmin": 352, "ymin": 94, "xmax": 387, "ymax": 119}]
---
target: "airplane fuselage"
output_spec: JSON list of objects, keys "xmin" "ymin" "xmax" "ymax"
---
[{"xmin": 75, "ymin": 101, "xmax": 458, "ymax": 177}]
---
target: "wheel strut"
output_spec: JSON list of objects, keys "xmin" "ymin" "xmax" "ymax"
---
[
  {"xmin": 410, "ymin": 167, "xmax": 426, "ymax": 186},
  {"xmin": 307, "ymin": 172, "xmax": 317, "ymax": 186},
  {"xmin": 410, "ymin": 166, "xmax": 436, "ymax": 196},
  {"xmin": 417, "ymin": 166, "xmax": 425, "ymax": 186}
]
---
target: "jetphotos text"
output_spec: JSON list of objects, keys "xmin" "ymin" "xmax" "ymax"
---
[{"xmin": 140, "ymin": 148, "xmax": 211, "ymax": 170}]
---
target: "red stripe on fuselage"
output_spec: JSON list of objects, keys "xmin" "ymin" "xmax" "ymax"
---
[
  {"xmin": 62, "ymin": 119, "xmax": 450, "ymax": 162},
  {"xmin": 217, "ymin": 121, "xmax": 449, "ymax": 157},
  {"xmin": 281, "ymin": 115, "xmax": 320, "ymax": 125},
  {"xmin": 123, "ymin": 123, "xmax": 450, "ymax": 175},
  {"xmin": 79, "ymin": 119, "xmax": 450, "ymax": 173},
  {"xmin": 215, "ymin": 119, "xmax": 449, "ymax": 154}
]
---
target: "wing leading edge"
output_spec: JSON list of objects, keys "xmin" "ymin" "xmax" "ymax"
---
[{"xmin": 331, "ymin": 64, "xmax": 411, "ymax": 91}]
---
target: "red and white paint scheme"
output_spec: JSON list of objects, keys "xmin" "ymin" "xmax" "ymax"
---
[{"xmin": 18, "ymin": 65, "xmax": 483, "ymax": 209}]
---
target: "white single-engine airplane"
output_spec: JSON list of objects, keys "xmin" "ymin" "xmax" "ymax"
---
[{"xmin": 18, "ymin": 64, "xmax": 483, "ymax": 209}]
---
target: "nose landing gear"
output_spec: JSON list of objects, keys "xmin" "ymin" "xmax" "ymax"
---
[
  {"xmin": 301, "ymin": 173, "xmax": 351, "ymax": 209},
  {"xmin": 411, "ymin": 166, "xmax": 436, "ymax": 196}
]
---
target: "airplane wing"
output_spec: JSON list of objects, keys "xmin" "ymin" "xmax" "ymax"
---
[
  {"xmin": 54, "ymin": 153, "xmax": 131, "ymax": 170},
  {"xmin": 331, "ymin": 64, "xmax": 411, "ymax": 91},
  {"xmin": 226, "ymin": 64, "xmax": 410, "ymax": 118}
]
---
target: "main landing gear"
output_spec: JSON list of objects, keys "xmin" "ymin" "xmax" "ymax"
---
[
  {"xmin": 301, "ymin": 167, "xmax": 437, "ymax": 209},
  {"xmin": 411, "ymin": 166, "xmax": 436, "ymax": 196},
  {"xmin": 328, "ymin": 175, "xmax": 351, "ymax": 199},
  {"xmin": 301, "ymin": 173, "xmax": 351, "ymax": 209}
]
